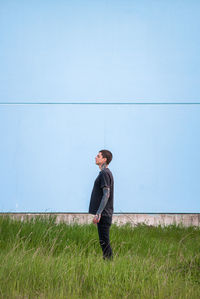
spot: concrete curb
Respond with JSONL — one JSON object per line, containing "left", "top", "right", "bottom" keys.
{"left": 1, "top": 213, "right": 200, "bottom": 227}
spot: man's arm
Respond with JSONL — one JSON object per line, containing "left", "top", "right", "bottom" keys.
{"left": 97, "top": 187, "right": 110, "bottom": 215}
{"left": 93, "top": 187, "right": 110, "bottom": 224}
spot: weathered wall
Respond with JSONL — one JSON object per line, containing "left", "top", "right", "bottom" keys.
{"left": 1, "top": 213, "right": 200, "bottom": 227}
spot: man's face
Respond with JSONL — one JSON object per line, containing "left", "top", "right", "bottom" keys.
{"left": 95, "top": 152, "right": 107, "bottom": 166}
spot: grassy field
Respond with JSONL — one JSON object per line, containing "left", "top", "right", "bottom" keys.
{"left": 0, "top": 216, "right": 200, "bottom": 299}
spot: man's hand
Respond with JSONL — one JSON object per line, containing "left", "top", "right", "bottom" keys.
{"left": 93, "top": 214, "right": 101, "bottom": 224}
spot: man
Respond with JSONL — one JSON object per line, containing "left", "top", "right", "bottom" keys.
{"left": 89, "top": 149, "right": 114, "bottom": 260}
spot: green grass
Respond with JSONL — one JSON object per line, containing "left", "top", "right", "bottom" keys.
{"left": 0, "top": 216, "right": 200, "bottom": 299}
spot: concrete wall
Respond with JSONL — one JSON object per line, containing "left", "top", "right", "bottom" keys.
{"left": 1, "top": 213, "right": 200, "bottom": 227}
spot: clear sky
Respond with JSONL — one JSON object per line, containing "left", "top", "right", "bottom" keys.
{"left": 0, "top": 0, "right": 200, "bottom": 212}
{"left": 1, "top": 0, "right": 200, "bottom": 102}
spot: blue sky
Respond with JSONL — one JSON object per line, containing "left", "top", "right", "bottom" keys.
{"left": 0, "top": 0, "right": 200, "bottom": 212}
{"left": 1, "top": 0, "right": 200, "bottom": 102}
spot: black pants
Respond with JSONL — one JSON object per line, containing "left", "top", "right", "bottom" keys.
{"left": 97, "top": 215, "right": 113, "bottom": 260}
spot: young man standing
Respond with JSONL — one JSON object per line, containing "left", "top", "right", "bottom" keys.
{"left": 89, "top": 149, "right": 114, "bottom": 260}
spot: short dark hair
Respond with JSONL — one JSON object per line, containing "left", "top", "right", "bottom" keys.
{"left": 99, "top": 149, "right": 113, "bottom": 165}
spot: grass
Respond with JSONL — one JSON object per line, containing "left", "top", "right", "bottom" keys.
{"left": 0, "top": 215, "right": 200, "bottom": 298}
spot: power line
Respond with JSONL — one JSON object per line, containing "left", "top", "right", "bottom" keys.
{"left": 0, "top": 102, "right": 200, "bottom": 105}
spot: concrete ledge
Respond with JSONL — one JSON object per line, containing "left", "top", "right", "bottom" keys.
{"left": 0, "top": 213, "right": 200, "bottom": 227}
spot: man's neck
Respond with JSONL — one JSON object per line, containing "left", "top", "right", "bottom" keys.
{"left": 99, "top": 163, "right": 108, "bottom": 170}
